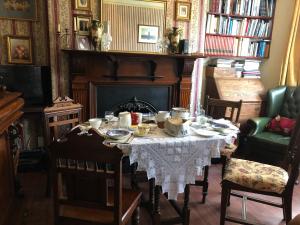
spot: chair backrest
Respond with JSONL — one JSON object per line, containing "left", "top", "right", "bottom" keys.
{"left": 50, "top": 128, "right": 124, "bottom": 224}
{"left": 205, "top": 96, "right": 242, "bottom": 123}
{"left": 44, "top": 105, "right": 82, "bottom": 145}
{"left": 285, "top": 115, "right": 300, "bottom": 188}
{"left": 279, "top": 87, "right": 300, "bottom": 119}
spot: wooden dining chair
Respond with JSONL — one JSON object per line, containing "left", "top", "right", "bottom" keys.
{"left": 194, "top": 96, "right": 242, "bottom": 203}
{"left": 220, "top": 115, "right": 300, "bottom": 225}
{"left": 50, "top": 127, "right": 142, "bottom": 225}
{"left": 44, "top": 97, "right": 83, "bottom": 196}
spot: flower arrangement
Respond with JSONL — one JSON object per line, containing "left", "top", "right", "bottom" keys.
{"left": 164, "top": 27, "right": 183, "bottom": 53}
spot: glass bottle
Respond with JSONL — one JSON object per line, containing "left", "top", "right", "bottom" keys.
{"left": 101, "top": 20, "right": 112, "bottom": 51}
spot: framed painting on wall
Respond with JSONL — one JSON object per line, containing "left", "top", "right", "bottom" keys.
{"left": 74, "top": 0, "right": 91, "bottom": 11}
{"left": 175, "top": 1, "right": 191, "bottom": 21}
{"left": 7, "top": 35, "right": 33, "bottom": 64}
{"left": 76, "top": 15, "right": 91, "bottom": 35}
{"left": 0, "top": 0, "right": 37, "bottom": 20}
{"left": 138, "top": 25, "right": 159, "bottom": 44}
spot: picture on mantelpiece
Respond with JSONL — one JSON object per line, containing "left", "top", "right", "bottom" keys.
{"left": 75, "top": 36, "right": 90, "bottom": 50}
{"left": 76, "top": 15, "right": 91, "bottom": 35}
{"left": 0, "top": 0, "right": 37, "bottom": 20}
{"left": 74, "top": 0, "right": 91, "bottom": 11}
{"left": 7, "top": 35, "right": 33, "bottom": 64}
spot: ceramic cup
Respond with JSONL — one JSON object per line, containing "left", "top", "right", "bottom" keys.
{"left": 138, "top": 124, "right": 150, "bottom": 136}
{"left": 155, "top": 111, "right": 170, "bottom": 128}
{"left": 89, "top": 118, "right": 102, "bottom": 129}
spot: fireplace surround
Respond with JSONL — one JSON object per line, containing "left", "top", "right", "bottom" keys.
{"left": 63, "top": 49, "right": 204, "bottom": 120}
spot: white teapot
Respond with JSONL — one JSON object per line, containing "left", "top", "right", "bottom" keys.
{"left": 118, "top": 111, "right": 131, "bottom": 128}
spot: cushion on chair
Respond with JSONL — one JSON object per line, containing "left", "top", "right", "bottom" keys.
{"left": 252, "top": 132, "right": 290, "bottom": 146}
{"left": 224, "top": 158, "right": 289, "bottom": 194}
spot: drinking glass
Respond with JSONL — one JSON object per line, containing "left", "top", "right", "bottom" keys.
{"left": 104, "top": 111, "right": 114, "bottom": 121}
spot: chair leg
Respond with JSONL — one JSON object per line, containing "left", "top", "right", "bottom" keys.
{"left": 202, "top": 166, "right": 209, "bottom": 204}
{"left": 132, "top": 206, "right": 140, "bottom": 225}
{"left": 283, "top": 195, "right": 292, "bottom": 223}
{"left": 221, "top": 155, "right": 227, "bottom": 179}
{"left": 220, "top": 183, "right": 230, "bottom": 225}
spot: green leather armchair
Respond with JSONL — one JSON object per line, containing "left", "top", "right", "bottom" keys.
{"left": 246, "top": 86, "right": 300, "bottom": 165}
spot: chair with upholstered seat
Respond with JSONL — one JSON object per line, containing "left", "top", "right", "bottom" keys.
{"left": 246, "top": 86, "right": 300, "bottom": 166}
{"left": 220, "top": 115, "right": 300, "bottom": 225}
{"left": 50, "top": 127, "right": 142, "bottom": 225}
{"left": 194, "top": 96, "right": 242, "bottom": 203}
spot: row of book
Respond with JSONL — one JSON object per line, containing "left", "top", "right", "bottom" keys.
{"left": 209, "top": 0, "right": 275, "bottom": 17}
{"left": 205, "top": 35, "right": 270, "bottom": 57}
{"left": 206, "top": 15, "right": 272, "bottom": 37}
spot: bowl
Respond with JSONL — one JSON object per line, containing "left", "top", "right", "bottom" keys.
{"left": 106, "top": 129, "right": 131, "bottom": 140}
{"left": 89, "top": 118, "right": 102, "bottom": 129}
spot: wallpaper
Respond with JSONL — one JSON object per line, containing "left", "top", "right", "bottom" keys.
{"left": 0, "top": 0, "right": 49, "bottom": 65}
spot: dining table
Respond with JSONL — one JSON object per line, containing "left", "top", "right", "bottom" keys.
{"left": 100, "top": 120, "right": 238, "bottom": 200}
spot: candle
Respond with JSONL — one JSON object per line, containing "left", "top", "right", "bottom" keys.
{"left": 73, "top": 17, "right": 77, "bottom": 31}
{"left": 57, "top": 23, "right": 61, "bottom": 33}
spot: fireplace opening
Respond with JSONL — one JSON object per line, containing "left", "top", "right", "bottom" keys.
{"left": 95, "top": 85, "right": 172, "bottom": 117}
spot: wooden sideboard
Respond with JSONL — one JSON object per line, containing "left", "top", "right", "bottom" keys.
{"left": 0, "top": 92, "right": 24, "bottom": 225}
{"left": 205, "top": 75, "right": 266, "bottom": 128}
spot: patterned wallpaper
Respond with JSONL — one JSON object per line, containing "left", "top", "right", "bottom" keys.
{"left": 0, "top": 0, "right": 49, "bottom": 65}
{"left": 47, "top": 0, "right": 207, "bottom": 97}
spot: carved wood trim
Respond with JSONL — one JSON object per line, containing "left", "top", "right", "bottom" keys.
{"left": 179, "top": 76, "right": 192, "bottom": 108}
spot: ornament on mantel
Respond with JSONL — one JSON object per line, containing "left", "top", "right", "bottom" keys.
{"left": 165, "top": 27, "right": 183, "bottom": 54}
{"left": 90, "top": 20, "right": 103, "bottom": 51}
{"left": 101, "top": 21, "right": 112, "bottom": 51}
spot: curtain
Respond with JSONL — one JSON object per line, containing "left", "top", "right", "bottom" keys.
{"left": 279, "top": 0, "right": 300, "bottom": 86}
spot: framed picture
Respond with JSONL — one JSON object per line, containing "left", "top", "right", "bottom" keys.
{"left": 7, "top": 36, "right": 32, "bottom": 64}
{"left": 74, "top": 0, "right": 91, "bottom": 11}
{"left": 0, "top": 0, "right": 37, "bottom": 21}
{"left": 175, "top": 1, "right": 191, "bottom": 21}
{"left": 76, "top": 16, "right": 91, "bottom": 35}
{"left": 138, "top": 25, "right": 159, "bottom": 44}
{"left": 75, "top": 36, "right": 90, "bottom": 50}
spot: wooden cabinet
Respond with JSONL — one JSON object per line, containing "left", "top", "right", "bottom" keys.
{"left": 0, "top": 92, "right": 24, "bottom": 225}
{"left": 205, "top": 75, "right": 266, "bottom": 127}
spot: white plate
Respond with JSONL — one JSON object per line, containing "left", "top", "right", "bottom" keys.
{"left": 192, "top": 128, "right": 219, "bottom": 137}
{"left": 106, "top": 129, "right": 131, "bottom": 140}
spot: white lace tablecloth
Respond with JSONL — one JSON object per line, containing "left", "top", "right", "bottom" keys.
{"left": 118, "top": 129, "right": 226, "bottom": 200}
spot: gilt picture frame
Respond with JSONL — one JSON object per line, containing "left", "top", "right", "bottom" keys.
{"left": 0, "top": 0, "right": 37, "bottom": 21}
{"left": 7, "top": 35, "right": 33, "bottom": 64}
{"left": 76, "top": 15, "right": 91, "bottom": 36}
{"left": 138, "top": 25, "right": 159, "bottom": 44}
{"left": 74, "top": 0, "right": 91, "bottom": 11}
{"left": 175, "top": 1, "right": 191, "bottom": 21}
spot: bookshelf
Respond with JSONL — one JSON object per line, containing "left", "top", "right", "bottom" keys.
{"left": 204, "top": 0, "right": 276, "bottom": 58}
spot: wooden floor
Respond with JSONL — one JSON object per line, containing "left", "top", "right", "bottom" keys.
{"left": 9, "top": 164, "right": 300, "bottom": 225}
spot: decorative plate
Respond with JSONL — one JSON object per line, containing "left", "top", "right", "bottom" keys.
{"left": 106, "top": 129, "right": 131, "bottom": 140}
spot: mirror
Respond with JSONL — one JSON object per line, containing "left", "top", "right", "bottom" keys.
{"left": 100, "top": 0, "right": 167, "bottom": 52}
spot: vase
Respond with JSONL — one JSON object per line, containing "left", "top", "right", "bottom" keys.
{"left": 101, "top": 21, "right": 112, "bottom": 51}
{"left": 90, "top": 20, "right": 103, "bottom": 51}
{"left": 168, "top": 27, "right": 180, "bottom": 54}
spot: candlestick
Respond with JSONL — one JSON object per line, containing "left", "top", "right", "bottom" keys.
{"left": 73, "top": 17, "right": 77, "bottom": 31}
{"left": 57, "top": 23, "right": 61, "bottom": 33}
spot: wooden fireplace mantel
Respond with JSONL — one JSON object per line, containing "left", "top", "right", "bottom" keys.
{"left": 63, "top": 49, "right": 205, "bottom": 120}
